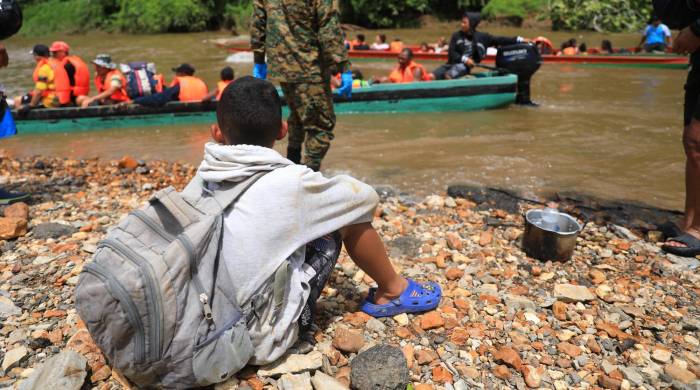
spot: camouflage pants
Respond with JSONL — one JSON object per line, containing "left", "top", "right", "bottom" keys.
{"left": 280, "top": 82, "right": 335, "bottom": 171}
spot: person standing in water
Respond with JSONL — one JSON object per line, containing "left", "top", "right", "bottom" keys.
{"left": 432, "top": 12, "right": 528, "bottom": 80}
{"left": 0, "top": 0, "right": 30, "bottom": 204}
{"left": 655, "top": 0, "right": 700, "bottom": 256}
{"left": 250, "top": 0, "right": 349, "bottom": 171}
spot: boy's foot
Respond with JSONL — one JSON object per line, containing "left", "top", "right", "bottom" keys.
{"left": 0, "top": 188, "right": 29, "bottom": 205}
{"left": 360, "top": 279, "right": 441, "bottom": 318}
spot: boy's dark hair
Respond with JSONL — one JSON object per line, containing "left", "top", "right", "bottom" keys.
{"left": 220, "top": 66, "right": 234, "bottom": 81}
{"left": 378, "top": 34, "right": 386, "bottom": 43}
{"left": 216, "top": 76, "right": 282, "bottom": 146}
{"left": 357, "top": 33, "right": 365, "bottom": 42}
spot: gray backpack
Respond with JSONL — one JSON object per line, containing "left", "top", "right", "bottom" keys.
{"left": 75, "top": 172, "right": 271, "bottom": 388}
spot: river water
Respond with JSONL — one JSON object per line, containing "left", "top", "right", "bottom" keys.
{"left": 0, "top": 25, "right": 688, "bottom": 211}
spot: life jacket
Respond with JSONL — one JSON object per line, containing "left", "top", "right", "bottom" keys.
{"left": 33, "top": 58, "right": 71, "bottom": 105}
{"left": 390, "top": 41, "right": 404, "bottom": 53}
{"left": 95, "top": 69, "right": 130, "bottom": 102}
{"left": 154, "top": 74, "right": 165, "bottom": 93}
{"left": 533, "top": 37, "right": 553, "bottom": 52}
{"left": 562, "top": 47, "right": 577, "bottom": 55}
{"left": 352, "top": 79, "right": 370, "bottom": 88}
{"left": 64, "top": 55, "right": 90, "bottom": 96}
{"left": 174, "top": 76, "right": 208, "bottom": 102}
{"left": 389, "top": 61, "right": 431, "bottom": 83}
{"left": 216, "top": 80, "right": 232, "bottom": 100}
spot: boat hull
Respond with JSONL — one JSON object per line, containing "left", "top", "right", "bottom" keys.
{"left": 222, "top": 45, "right": 689, "bottom": 68}
{"left": 13, "top": 74, "right": 517, "bottom": 134}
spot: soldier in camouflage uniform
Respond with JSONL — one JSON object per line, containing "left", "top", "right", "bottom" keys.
{"left": 251, "top": 0, "right": 348, "bottom": 171}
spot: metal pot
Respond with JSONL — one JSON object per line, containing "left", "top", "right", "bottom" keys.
{"left": 522, "top": 209, "right": 586, "bottom": 262}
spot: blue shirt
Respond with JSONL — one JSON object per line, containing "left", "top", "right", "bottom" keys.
{"left": 644, "top": 24, "right": 671, "bottom": 45}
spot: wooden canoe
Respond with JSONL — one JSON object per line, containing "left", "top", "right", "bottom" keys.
{"left": 13, "top": 72, "right": 517, "bottom": 134}
{"left": 220, "top": 44, "right": 689, "bottom": 69}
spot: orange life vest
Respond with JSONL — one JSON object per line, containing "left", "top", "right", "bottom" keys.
{"left": 33, "top": 58, "right": 71, "bottom": 105}
{"left": 562, "top": 47, "right": 577, "bottom": 55}
{"left": 95, "top": 69, "right": 130, "bottom": 103}
{"left": 154, "top": 74, "right": 165, "bottom": 93}
{"left": 216, "top": 80, "right": 232, "bottom": 100}
{"left": 174, "top": 76, "right": 208, "bottom": 102}
{"left": 389, "top": 61, "right": 431, "bottom": 83}
{"left": 64, "top": 55, "right": 91, "bottom": 97}
{"left": 390, "top": 41, "right": 404, "bottom": 53}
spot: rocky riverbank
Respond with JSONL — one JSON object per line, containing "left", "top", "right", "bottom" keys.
{"left": 0, "top": 155, "right": 698, "bottom": 390}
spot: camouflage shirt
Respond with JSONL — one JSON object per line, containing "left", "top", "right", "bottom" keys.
{"left": 250, "top": 0, "right": 349, "bottom": 83}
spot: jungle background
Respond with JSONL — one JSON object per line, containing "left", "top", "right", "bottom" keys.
{"left": 18, "top": 0, "right": 652, "bottom": 36}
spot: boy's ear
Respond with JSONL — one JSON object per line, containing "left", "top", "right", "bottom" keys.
{"left": 211, "top": 124, "right": 226, "bottom": 144}
{"left": 276, "top": 121, "right": 288, "bottom": 141}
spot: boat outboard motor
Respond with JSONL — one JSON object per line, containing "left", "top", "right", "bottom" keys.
{"left": 0, "top": 0, "right": 22, "bottom": 40}
{"left": 496, "top": 43, "right": 542, "bottom": 106}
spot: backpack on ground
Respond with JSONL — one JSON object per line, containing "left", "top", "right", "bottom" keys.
{"left": 75, "top": 172, "right": 270, "bottom": 388}
{"left": 120, "top": 62, "right": 159, "bottom": 99}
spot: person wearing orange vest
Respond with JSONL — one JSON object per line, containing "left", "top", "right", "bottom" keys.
{"left": 13, "top": 44, "right": 70, "bottom": 109}
{"left": 373, "top": 49, "right": 431, "bottom": 84}
{"left": 132, "top": 63, "right": 208, "bottom": 106}
{"left": 76, "top": 54, "right": 130, "bottom": 107}
{"left": 49, "top": 41, "right": 90, "bottom": 103}
{"left": 203, "top": 66, "right": 234, "bottom": 102}
{"left": 390, "top": 38, "right": 404, "bottom": 53}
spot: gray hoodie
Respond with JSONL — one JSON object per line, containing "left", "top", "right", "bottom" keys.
{"left": 197, "top": 142, "right": 378, "bottom": 363}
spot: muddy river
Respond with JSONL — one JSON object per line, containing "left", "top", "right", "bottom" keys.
{"left": 0, "top": 25, "right": 688, "bottom": 210}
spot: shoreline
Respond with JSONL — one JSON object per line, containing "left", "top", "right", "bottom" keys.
{"left": 0, "top": 155, "right": 698, "bottom": 389}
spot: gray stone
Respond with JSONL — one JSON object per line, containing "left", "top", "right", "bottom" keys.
{"left": 0, "top": 296, "right": 20, "bottom": 317}
{"left": 365, "top": 318, "right": 386, "bottom": 333}
{"left": 553, "top": 284, "right": 595, "bottom": 302}
{"left": 258, "top": 351, "right": 322, "bottom": 377}
{"left": 2, "top": 346, "right": 28, "bottom": 372}
{"left": 32, "top": 223, "right": 77, "bottom": 239}
{"left": 350, "top": 345, "right": 409, "bottom": 390}
{"left": 18, "top": 350, "right": 87, "bottom": 390}
{"left": 387, "top": 236, "right": 421, "bottom": 258}
{"left": 602, "top": 360, "right": 618, "bottom": 375}
{"left": 620, "top": 366, "right": 644, "bottom": 386}
{"left": 311, "top": 371, "right": 348, "bottom": 390}
{"left": 278, "top": 372, "right": 312, "bottom": 390}
{"left": 7, "top": 328, "right": 27, "bottom": 346}
{"left": 504, "top": 294, "right": 537, "bottom": 312}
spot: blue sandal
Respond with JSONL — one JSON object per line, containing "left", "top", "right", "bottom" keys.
{"left": 360, "top": 279, "right": 442, "bottom": 318}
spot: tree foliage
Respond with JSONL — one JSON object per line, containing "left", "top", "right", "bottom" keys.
{"left": 19, "top": 0, "right": 654, "bottom": 35}
{"left": 548, "top": 0, "right": 651, "bottom": 32}
{"left": 482, "top": 0, "right": 545, "bottom": 23}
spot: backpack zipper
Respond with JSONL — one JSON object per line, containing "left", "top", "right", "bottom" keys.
{"left": 99, "top": 238, "right": 164, "bottom": 363}
{"left": 83, "top": 262, "right": 147, "bottom": 363}
{"left": 132, "top": 210, "right": 176, "bottom": 242}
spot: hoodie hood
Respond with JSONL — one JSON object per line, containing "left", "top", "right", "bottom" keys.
{"left": 465, "top": 12, "right": 481, "bottom": 35}
{"left": 197, "top": 142, "right": 291, "bottom": 183}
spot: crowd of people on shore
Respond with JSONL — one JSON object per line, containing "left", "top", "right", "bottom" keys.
{"left": 7, "top": 41, "right": 237, "bottom": 111}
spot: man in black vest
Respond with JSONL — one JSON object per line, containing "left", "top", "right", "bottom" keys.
{"left": 655, "top": 0, "right": 700, "bottom": 256}
{"left": 432, "top": 12, "right": 527, "bottom": 80}
{"left": 0, "top": 0, "right": 29, "bottom": 204}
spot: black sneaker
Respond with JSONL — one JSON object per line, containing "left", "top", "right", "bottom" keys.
{"left": 0, "top": 188, "right": 29, "bottom": 205}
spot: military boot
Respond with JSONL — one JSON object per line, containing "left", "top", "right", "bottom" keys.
{"left": 287, "top": 146, "right": 302, "bottom": 164}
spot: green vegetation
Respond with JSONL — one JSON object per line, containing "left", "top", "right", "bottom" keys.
{"left": 549, "top": 0, "right": 651, "bottom": 32}
{"left": 481, "top": 0, "right": 545, "bottom": 25}
{"left": 19, "top": 0, "right": 653, "bottom": 35}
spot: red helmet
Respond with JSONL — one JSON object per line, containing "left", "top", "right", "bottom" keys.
{"left": 49, "top": 41, "right": 70, "bottom": 53}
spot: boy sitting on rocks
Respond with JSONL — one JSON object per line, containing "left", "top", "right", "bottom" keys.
{"left": 203, "top": 76, "right": 441, "bottom": 364}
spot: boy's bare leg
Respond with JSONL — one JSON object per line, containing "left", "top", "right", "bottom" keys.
{"left": 341, "top": 223, "right": 408, "bottom": 305}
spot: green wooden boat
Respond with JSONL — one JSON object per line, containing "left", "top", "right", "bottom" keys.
{"left": 13, "top": 72, "right": 516, "bottom": 134}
